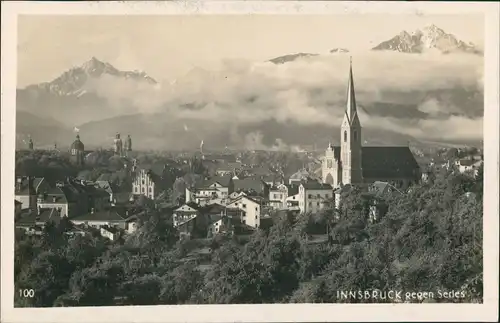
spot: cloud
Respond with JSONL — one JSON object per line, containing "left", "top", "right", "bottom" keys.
{"left": 37, "top": 50, "right": 485, "bottom": 146}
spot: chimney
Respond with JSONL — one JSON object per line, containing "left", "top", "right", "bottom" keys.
{"left": 126, "top": 210, "right": 129, "bottom": 216}
{"left": 37, "top": 205, "right": 41, "bottom": 215}
{"left": 52, "top": 196, "right": 56, "bottom": 203}
{"left": 91, "top": 208, "right": 95, "bottom": 214}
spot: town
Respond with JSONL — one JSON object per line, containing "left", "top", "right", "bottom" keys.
{"left": 14, "top": 63, "right": 484, "bottom": 306}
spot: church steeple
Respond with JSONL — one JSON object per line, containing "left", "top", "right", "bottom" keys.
{"left": 345, "top": 57, "right": 359, "bottom": 125}
{"left": 340, "top": 57, "right": 363, "bottom": 185}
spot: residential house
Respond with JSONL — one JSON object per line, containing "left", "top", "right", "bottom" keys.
{"left": 298, "top": 181, "right": 333, "bottom": 214}
{"left": 15, "top": 208, "right": 62, "bottom": 235}
{"left": 455, "top": 158, "right": 483, "bottom": 177}
{"left": 185, "top": 176, "right": 234, "bottom": 206}
{"left": 226, "top": 195, "right": 263, "bottom": 228}
{"left": 173, "top": 202, "right": 210, "bottom": 238}
{"left": 69, "top": 208, "right": 138, "bottom": 232}
{"left": 14, "top": 176, "right": 37, "bottom": 210}
{"left": 268, "top": 183, "right": 299, "bottom": 209}
{"left": 173, "top": 202, "right": 201, "bottom": 227}
{"left": 36, "top": 185, "right": 74, "bottom": 218}
{"left": 233, "top": 178, "right": 269, "bottom": 197}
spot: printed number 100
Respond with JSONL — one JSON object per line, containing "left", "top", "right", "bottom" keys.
{"left": 19, "top": 289, "right": 35, "bottom": 298}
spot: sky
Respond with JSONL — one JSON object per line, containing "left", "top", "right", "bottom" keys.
{"left": 17, "top": 14, "right": 484, "bottom": 87}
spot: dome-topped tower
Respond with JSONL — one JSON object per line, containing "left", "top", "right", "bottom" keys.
{"left": 114, "top": 133, "right": 123, "bottom": 156}
{"left": 70, "top": 134, "right": 85, "bottom": 165}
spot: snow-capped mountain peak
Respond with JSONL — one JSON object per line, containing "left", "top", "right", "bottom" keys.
{"left": 372, "top": 25, "right": 482, "bottom": 55}
{"left": 23, "top": 57, "right": 157, "bottom": 96}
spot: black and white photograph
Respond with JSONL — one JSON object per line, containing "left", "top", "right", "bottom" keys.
{"left": 1, "top": 1, "right": 499, "bottom": 322}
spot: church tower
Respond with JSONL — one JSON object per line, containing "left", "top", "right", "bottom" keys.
{"left": 340, "top": 58, "right": 363, "bottom": 185}
{"left": 322, "top": 143, "right": 340, "bottom": 187}
{"left": 114, "top": 133, "right": 123, "bottom": 156}
{"left": 70, "top": 134, "right": 85, "bottom": 166}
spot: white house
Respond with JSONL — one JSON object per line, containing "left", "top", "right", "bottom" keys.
{"left": 173, "top": 203, "right": 200, "bottom": 227}
{"left": 298, "top": 181, "right": 333, "bottom": 214}
{"left": 268, "top": 183, "right": 299, "bottom": 209}
{"left": 455, "top": 158, "right": 483, "bottom": 177}
{"left": 186, "top": 176, "right": 234, "bottom": 206}
{"left": 70, "top": 208, "right": 138, "bottom": 231}
{"left": 226, "top": 195, "right": 262, "bottom": 228}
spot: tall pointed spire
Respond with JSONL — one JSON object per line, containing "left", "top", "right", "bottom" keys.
{"left": 346, "top": 56, "right": 357, "bottom": 124}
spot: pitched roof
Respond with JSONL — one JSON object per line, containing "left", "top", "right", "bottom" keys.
{"left": 15, "top": 200, "right": 22, "bottom": 205}
{"left": 301, "top": 181, "right": 333, "bottom": 190}
{"left": 361, "top": 147, "right": 420, "bottom": 178}
{"left": 198, "top": 175, "right": 232, "bottom": 188}
{"left": 328, "top": 146, "right": 420, "bottom": 179}
{"left": 37, "top": 186, "right": 69, "bottom": 204}
{"left": 70, "top": 209, "right": 129, "bottom": 222}
{"left": 16, "top": 208, "right": 61, "bottom": 226}
{"left": 233, "top": 179, "right": 267, "bottom": 194}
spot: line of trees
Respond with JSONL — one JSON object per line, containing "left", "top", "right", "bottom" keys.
{"left": 14, "top": 166, "right": 483, "bottom": 306}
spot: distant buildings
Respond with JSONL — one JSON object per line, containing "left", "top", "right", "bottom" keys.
{"left": 455, "top": 157, "right": 483, "bottom": 177}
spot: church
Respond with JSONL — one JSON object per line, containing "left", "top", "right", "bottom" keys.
{"left": 321, "top": 59, "right": 421, "bottom": 190}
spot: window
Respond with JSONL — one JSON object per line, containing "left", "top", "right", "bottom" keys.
{"left": 255, "top": 215, "right": 258, "bottom": 219}
{"left": 308, "top": 194, "right": 312, "bottom": 199}
{"left": 149, "top": 187, "right": 152, "bottom": 192}
{"left": 142, "top": 180, "right": 145, "bottom": 185}
{"left": 317, "top": 202, "right": 320, "bottom": 206}
{"left": 242, "top": 204, "right": 247, "bottom": 208}
{"left": 255, "top": 207, "right": 258, "bottom": 211}
{"left": 327, "top": 160, "right": 333, "bottom": 168}
{"left": 142, "top": 188, "right": 145, "bottom": 193}
{"left": 344, "top": 131, "right": 347, "bottom": 142}
{"left": 308, "top": 202, "right": 312, "bottom": 206}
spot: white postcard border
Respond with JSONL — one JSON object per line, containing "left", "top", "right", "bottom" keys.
{"left": 1, "top": 1, "right": 498, "bottom": 322}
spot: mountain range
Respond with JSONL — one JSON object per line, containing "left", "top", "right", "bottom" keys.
{"left": 372, "top": 24, "right": 482, "bottom": 55}
{"left": 268, "top": 24, "right": 482, "bottom": 64}
{"left": 16, "top": 25, "right": 483, "bottom": 151}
